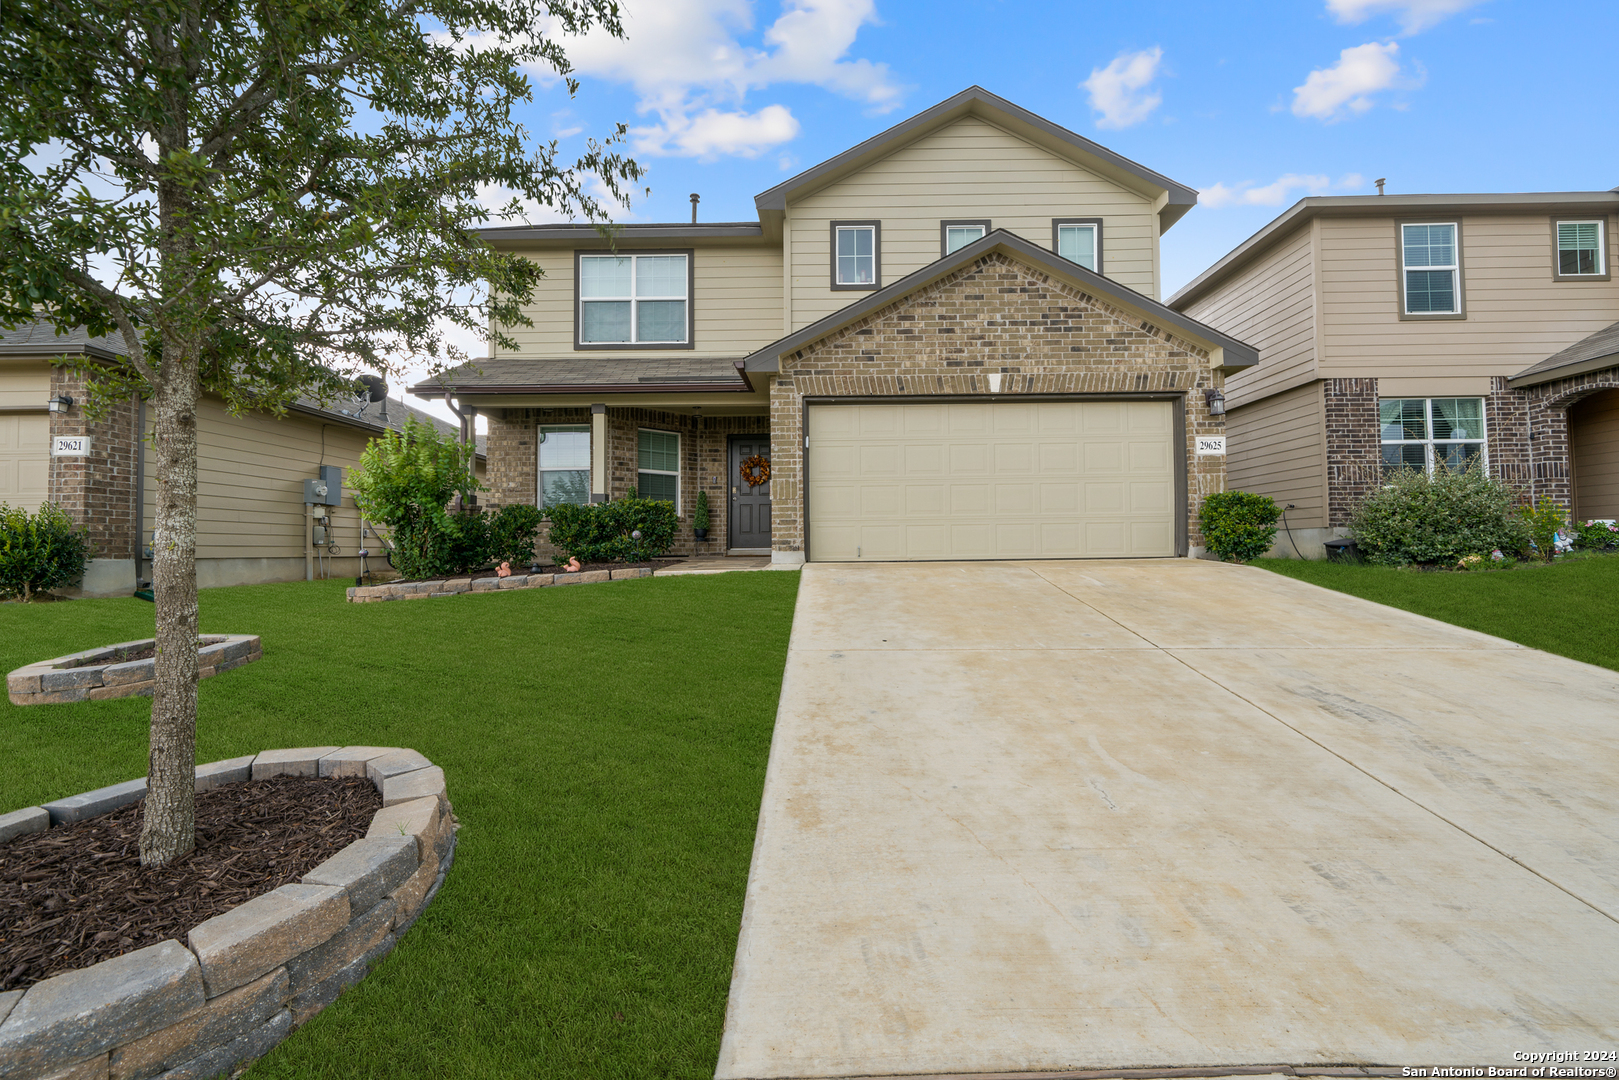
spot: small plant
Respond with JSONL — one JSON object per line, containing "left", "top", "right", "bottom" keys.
{"left": 0, "top": 502, "right": 91, "bottom": 601}
{"left": 1517, "top": 498, "right": 1567, "bottom": 562}
{"left": 1199, "top": 491, "right": 1281, "bottom": 562}
{"left": 693, "top": 490, "right": 710, "bottom": 532}
{"left": 1350, "top": 463, "right": 1530, "bottom": 567}
{"left": 1572, "top": 518, "right": 1619, "bottom": 551}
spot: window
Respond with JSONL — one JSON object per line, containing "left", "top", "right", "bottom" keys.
{"left": 830, "top": 222, "right": 881, "bottom": 290}
{"left": 1052, "top": 219, "right": 1102, "bottom": 273}
{"left": 538, "top": 426, "right": 590, "bottom": 508}
{"left": 576, "top": 252, "right": 690, "bottom": 348}
{"left": 1400, "top": 222, "right": 1461, "bottom": 316}
{"left": 941, "top": 220, "right": 990, "bottom": 257}
{"left": 1379, "top": 398, "right": 1486, "bottom": 477}
{"left": 637, "top": 429, "right": 679, "bottom": 508}
{"left": 1556, "top": 220, "right": 1605, "bottom": 278}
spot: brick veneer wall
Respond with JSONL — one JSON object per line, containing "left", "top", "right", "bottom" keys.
{"left": 1512, "top": 367, "right": 1619, "bottom": 508}
{"left": 1323, "top": 378, "right": 1380, "bottom": 527}
{"left": 1485, "top": 376, "right": 1532, "bottom": 490}
{"left": 766, "top": 251, "right": 1226, "bottom": 555}
{"left": 46, "top": 368, "right": 140, "bottom": 560}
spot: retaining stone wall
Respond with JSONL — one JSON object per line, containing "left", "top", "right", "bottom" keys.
{"left": 0, "top": 746, "right": 456, "bottom": 1080}
{"left": 346, "top": 567, "right": 650, "bottom": 603}
{"left": 7, "top": 636, "right": 262, "bottom": 707}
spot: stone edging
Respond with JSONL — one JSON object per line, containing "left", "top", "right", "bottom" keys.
{"left": 0, "top": 746, "right": 456, "bottom": 1080}
{"left": 6, "top": 635, "right": 262, "bottom": 706}
{"left": 346, "top": 567, "right": 650, "bottom": 603}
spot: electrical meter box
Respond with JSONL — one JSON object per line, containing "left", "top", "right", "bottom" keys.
{"left": 303, "top": 465, "right": 343, "bottom": 506}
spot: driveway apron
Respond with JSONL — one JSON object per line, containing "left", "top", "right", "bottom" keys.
{"left": 715, "top": 560, "right": 1619, "bottom": 1079}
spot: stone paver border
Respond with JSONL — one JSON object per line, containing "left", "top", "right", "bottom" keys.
{"left": 6, "top": 635, "right": 262, "bottom": 706}
{"left": 346, "top": 567, "right": 649, "bottom": 602}
{"left": 0, "top": 746, "right": 456, "bottom": 1080}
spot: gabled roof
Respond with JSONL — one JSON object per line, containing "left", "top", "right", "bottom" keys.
{"left": 1509, "top": 319, "right": 1619, "bottom": 387}
{"left": 755, "top": 86, "right": 1198, "bottom": 233}
{"left": 740, "top": 228, "right": 1258, "bottom": 373}
{"left": 1169, "top": 190, "right": 1619, "bottom": 311}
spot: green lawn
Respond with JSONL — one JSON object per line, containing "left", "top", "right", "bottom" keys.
{"left": 1254, "top": 553, "right": 1619, "bottom": 672}
{"left": 0, "top": 571, "right": 800, "bottom": 1079}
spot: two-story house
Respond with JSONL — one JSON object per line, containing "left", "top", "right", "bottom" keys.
{"left": 1169, "top": 191, "right": 1619, "bottom": 557}
{"left": 412, "top": 87, "right": 1257, "bottom": 563}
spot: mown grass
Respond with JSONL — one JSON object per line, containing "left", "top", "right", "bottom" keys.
{"left": 1253, "top": 552, "right": 1619, "bottom": 672}
{"left": 0, "top": 571, "right": 800, "bottom": 1079}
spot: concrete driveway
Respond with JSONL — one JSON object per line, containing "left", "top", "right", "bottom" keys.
{"left": 715, "top": 560, "right": 1619, "bottom": 1080}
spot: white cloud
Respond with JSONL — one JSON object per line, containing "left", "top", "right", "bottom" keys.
{"left": 1325, "top": 0, "right": 1484, "bottom": 35}
{"left": 539, "top": 0, "right": 901, "bottom": 161}
{"left": 1082, "top": 47, "right": 1164, "bottom": 129}
{"left": 633, "top": 104, "right": 801, "bottom": 160}
{"left": 1200, "top": 172, "right": 1366, "bottom": 208}
{"left": 1291, "top": 42, "right": 1403, "bottom": 121}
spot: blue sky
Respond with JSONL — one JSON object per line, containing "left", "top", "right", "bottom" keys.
{"left": 501, "top": 0, "right": 1618, "bottom": 297}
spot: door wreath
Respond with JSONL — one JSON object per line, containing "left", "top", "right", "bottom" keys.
{"left": 739, "top": 454, "right": 771, "bottom": 488}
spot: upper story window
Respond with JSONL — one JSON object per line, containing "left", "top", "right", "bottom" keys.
{"left": 576, "top": 252, "right": 691, "bottom": 349}
{"left": 1400, "top": 222, "right": 1462, "bottom": 317}
{"left": 1555, "top": 220, "right": 1606, "bottom": 279}
{"left": 831, "top": 222, "right": 881, "bottom": 290}
{"left": 538, "top": 426, "right": 591, "bottom": 508}
{"left": 1052, "top": 219, "right": 1102, "bottom": 273}
{"left": 1379, "top": 398, "right": 1485, "bottom": 477}
{"left": 941, "top": 220, "right": 989, "bottom": 257}
{"left": 637, "top": 429, "right": 680, "bottom": 508}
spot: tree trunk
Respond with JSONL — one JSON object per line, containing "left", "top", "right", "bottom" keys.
{"left": 139, "top": 339, "right": 201, "bottom": 867}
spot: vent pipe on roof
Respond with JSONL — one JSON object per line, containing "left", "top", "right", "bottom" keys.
{"left": 1375, "top": 178, "right": 1386, "bottom": 196}
{"left": 690, "top": 193, "right": 700, "bottom": 223}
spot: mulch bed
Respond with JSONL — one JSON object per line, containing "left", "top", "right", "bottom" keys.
{"left": 382, "top": 558, "right": 683, "bottom": 585}
{"left": 0, "top": 776, "right": 381, "bottom": 992}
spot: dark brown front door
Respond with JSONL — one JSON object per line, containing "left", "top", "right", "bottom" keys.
{"left": 730, "top": 436, "right": 772, "bottom": 550}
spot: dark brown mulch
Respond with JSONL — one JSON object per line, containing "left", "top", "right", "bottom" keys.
{"left": 0, "top": 776, "right": 381, "bottom": 992}
{"left": 63, "top": 644, "right": 156, "bottom": 667}
{"left": 383, "top": 558, "right": 683, "bottom": 585}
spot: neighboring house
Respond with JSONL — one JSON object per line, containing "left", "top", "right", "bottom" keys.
{"left": 1169, "top": 191, "right": 1619, "bottom": 556}
{"left": 0, "top": 320, "right": 485, "bottom": 596}
{"left": 412, "top": 87, "right": 1255, "bottom": 563}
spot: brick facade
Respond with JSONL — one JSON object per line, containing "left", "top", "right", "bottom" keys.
{"left": 767, "top": 251, "right": 1226, "bottom": 555}
{"left": 46, "top": 367, "right": 141, "bottom": 560}
{"left": 1323, "top": 378, "right": 1380, "bottom": 527}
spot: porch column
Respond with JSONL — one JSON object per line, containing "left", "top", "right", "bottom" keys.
{"left": 590, "top": 403, "right": 607, "bottom": 503}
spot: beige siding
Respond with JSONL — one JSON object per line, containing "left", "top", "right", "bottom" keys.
{"left": 788, "top": 116, "right": 1159, "bottom": 329}
{"left": 1183, "top": 224, "right": 1317, "bottom": 409}
{"left": 1225, "top": 382, "right": 1325, "bottom": 529}
{"left": 1319, "top": 213, "right": 1619, "bottom": 397}
{"left": 500, "top": 244, "right": 783, "bottom": 358}
{"left": 1571, "top": 388, "right": 1619, "bottom": 520}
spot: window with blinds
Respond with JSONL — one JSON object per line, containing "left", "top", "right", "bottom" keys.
{"left": 1401, "top": 222, "right": 1460, "bottom": 314}
{"left": 1557, "top": 221, "right": 1604, "bottom": 277}
{"left": 637, "top": 429, "right": 680, "bottom": 509}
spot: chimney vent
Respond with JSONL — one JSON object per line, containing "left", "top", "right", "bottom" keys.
{"left": 690, "top": 193, "right": 700, "bottom": 223}
{"left": 1375, "top": 178, "right": 1386, "bottom": 196}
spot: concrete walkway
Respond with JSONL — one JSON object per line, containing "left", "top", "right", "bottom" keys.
{"left": 716, "top": 560, "right": 1619, "bottom": 1080}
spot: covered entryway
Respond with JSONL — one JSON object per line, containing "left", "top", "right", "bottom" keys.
{"left": 1571, "top": 388, "right": 1619, "bottom": 519}
{"left": 806, "top": 399, "right": 1179, "bottom": 561}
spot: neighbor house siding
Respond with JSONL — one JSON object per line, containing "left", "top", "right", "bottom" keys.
{"left": 1317, "top": 213, "right": 1619, "bottom": 398}
{"left": 498, "top": 244, "right": 784, "bottom": 358}
{"left": 1181, "top": 224, "right": 1317, "bottom": 410}
{"left": 1225, "top": 381, "right": 1326, "bottom": 529}
{"left": 1570, "top": 388, "right": 1619, "bottom": 519}
{"left": 787, "top": 116, "right": 1160, "bottom": 330}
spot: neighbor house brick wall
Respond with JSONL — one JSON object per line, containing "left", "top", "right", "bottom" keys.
{"left": 766, "top": 251, "right": 1225, "bottom": 555}
{"left": 1323, "top": 377, "right": 1379, "bottom": 527}
{"left": 46, "top": 368, "right": 140, "bottom": 560}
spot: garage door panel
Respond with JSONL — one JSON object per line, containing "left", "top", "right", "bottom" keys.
{"left": 808, "top": 401, "right": 1177, "bottom": 561}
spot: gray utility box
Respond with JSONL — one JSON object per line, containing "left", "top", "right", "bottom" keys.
{"left": 304, "top": 464, "right": 343, "bottom": 506}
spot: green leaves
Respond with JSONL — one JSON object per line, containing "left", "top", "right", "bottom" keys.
{"left": 1199, "top": 491, "right": 1282, "bottom": 563}
{"left": 1351, "top": 464, "right": 1532, "bottom": 566}
{"left": 545, "top": 499, "right": 680, "bottom": 565}
{"left": 0, "top": 502, "right": 91, "bottom": 601}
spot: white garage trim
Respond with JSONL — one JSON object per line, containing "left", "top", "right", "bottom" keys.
{"left": 803, "top": 394, "right": 1187, "bottom": 562}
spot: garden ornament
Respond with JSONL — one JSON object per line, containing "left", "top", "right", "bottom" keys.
{"left": 564, "top": 557, "right": 582, "bottom": 573}
{"left": 497, "top": 561, "right": 511, "bottom": 577}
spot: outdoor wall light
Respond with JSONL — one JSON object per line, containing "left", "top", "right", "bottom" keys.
{"left": 1203, "top": 389, "right": 1226, "bottom": 417}
{"left": 47, "top": 394, "right": 73, "bottom": 414}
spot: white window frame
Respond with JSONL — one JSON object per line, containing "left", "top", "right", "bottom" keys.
{"left": 1555, "top": 219, "right": 1606, "bottom": 278}
{"left": 830, "top": 222, "right": 880, "bottom": 290}
{"left": 1052, "top": 219, "right": 1102, "bottom": 273}
{"left": 636, "top": 428, "right": 680, "bottom": 513}
{"left": 1400, "top": 221, "right": 1462, "bottom": 316}
{"left": 940, "top": 220, "right": 990, "bottom": 258}
{"left": 576, "top": 251, "right": 691, "bottom": 348}
{"left": 537, "top": 425, "right": 591, "bottom": 509}
{"left": 1378, "top": 397, "right": 1488, "bottom": 477}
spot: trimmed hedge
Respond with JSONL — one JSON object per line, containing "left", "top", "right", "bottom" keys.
{"left": 545, "top": 498, "right": 679, "bottom": 563}
{"left": 1199, "top": 491, "right": 1281, "bottom": 562}
{"left": 1, "top": 502, "right": 90, "bottom": 601}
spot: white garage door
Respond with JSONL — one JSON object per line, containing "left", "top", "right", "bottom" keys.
{"left": 807, "top": 400, "right": 1177, "bottom": 561}
{"left": 0, "top": 412, "right": 50, "bottom": 514}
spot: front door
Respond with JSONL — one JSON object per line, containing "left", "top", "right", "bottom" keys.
{"left": 730, "top": 436, "right": 772, "bottom": 551}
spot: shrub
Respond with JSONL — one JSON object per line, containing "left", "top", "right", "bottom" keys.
{"left": 1572, "top": 518, "right": 1619, "bottom": 551}
{"left": 350, "top": 418, "right": 486, "bottom": 579}
{"left": 1199, "top": 491, "right": 1282, "bottom": 562}
{"left": 1350, "top": 463, "right": 1530, "bottom": 566}
{"left": 0, "top": 502, "right": 90, "bottom": 601}
{"left": 693, "top": 490, "right": 710, "bottom": 532}
{"left": 487, "top": 503, "right": 545, "bottom": 566}
{"left": 545, "top": 497, "right": 679, "bottom": 564}
{"left": 1518, "top": 498, "right": 1567, "bottom": 562}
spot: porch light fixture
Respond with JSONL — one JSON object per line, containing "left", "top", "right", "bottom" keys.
{"left": 1203, "top": 389, "right": 1226, "bottom": 417}
{"left": 47, "top": 394, "right": 73, "bottom": 414}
